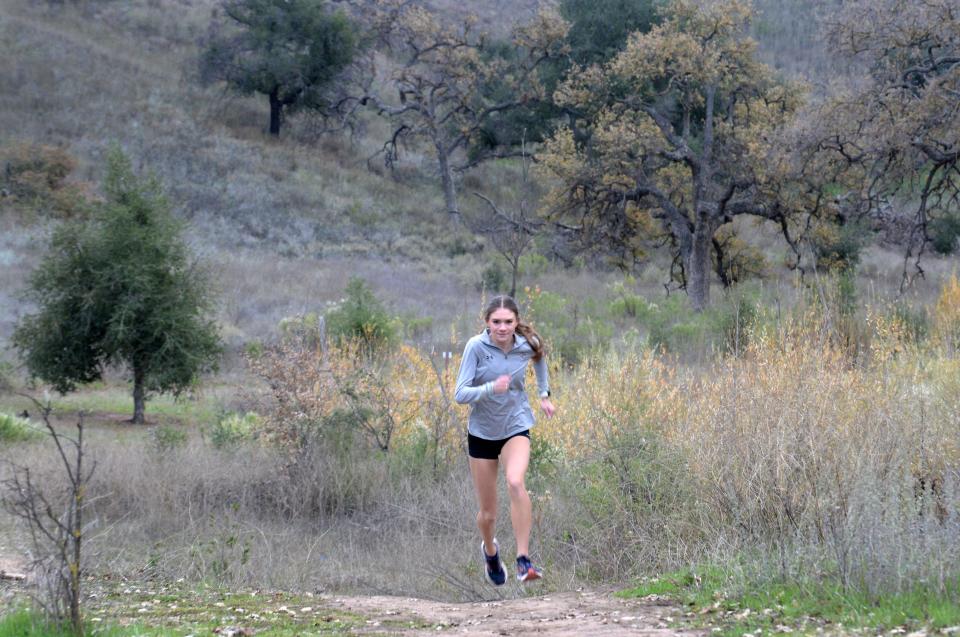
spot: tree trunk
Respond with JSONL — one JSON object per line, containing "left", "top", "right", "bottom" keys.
{"left": 269, "top": 87, "right": 282, "bottom": 136}
{"left": 436, "top": 145, "right": 461, "bottom": 226}
{"left": 686, "top": 218, "right": 714, "bottom": 311}
{"left": 132, "top": 366, "right": 145, "bottom": 424}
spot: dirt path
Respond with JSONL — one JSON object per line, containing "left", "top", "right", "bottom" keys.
{"left": 324, "top": 590, "right": 702, "bottom": 636}
{"left": 0, "top": 550, "right": 702, "bottom": 635}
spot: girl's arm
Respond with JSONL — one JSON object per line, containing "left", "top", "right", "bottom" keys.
{"left": 454, "top": 339, "right": 494, "bottom": 404}
{"left": 533, "top": 355, "right": 555, "bottom": 417}
{"left": 533, "top": 355, "right": 549, "bottom": 400}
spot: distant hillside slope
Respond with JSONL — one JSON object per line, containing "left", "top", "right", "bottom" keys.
{"left": 1, "top": 0, "right": 832, "bottom": 251}
{"left": 0, "top": 0, "right": 465, "bottom": 258}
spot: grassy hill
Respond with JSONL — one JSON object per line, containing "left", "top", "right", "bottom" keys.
{"left": 0, "top": 0, "right": 953, "bottom": 359}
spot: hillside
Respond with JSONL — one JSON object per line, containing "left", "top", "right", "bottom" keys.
{"left": 0, "top": 0, "right": 953, "bottom": 355}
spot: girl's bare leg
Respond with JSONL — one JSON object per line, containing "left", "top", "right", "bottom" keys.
{"left": 469, "top": 456, "right": 500, "bottom": 555}
{"left": 500, "top": 435, "right": 532, "bottom": 556}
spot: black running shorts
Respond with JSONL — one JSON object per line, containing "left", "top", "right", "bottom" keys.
{"left": 467, "top": 430, "right": 530, "bottom": 459}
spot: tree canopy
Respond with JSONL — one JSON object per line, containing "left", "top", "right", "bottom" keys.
{"left": 816, "top": 0, "right": 960, "bottom": 287}
{"left": 201, "top": 0, "right": 360, "bottom": 136}
{"left": 559, "top": 0, "right": 660, "bottom": 67}
{"left": 13, "top": 148, "right": 222, "bottom": 423}
{"left": 538, "top": 0, "right": 808, "bottom": 310}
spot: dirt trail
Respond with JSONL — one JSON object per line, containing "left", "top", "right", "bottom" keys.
{"left": 0, "top": 550, "right": 702, "bottom": 635}
{"left": 325, "top": 590, "right": 703, "bottom": 636}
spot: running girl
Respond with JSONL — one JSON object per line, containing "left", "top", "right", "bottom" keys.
{"left": 454, "top": 295, "right": 556, "bottom": 585}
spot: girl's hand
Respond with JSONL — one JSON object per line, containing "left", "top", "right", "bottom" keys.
{"left": 540, "top": 398, "right": 555, "bottom": 418}
{"left": 492, "top": 374, "right": 511, "bottom": 394}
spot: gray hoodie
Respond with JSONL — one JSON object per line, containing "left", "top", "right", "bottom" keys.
{"left": 454, "top": 329, "right": 550, "bottom": 440}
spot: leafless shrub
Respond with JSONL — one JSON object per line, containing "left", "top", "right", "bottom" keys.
{"left": 1, "top": 400, "right": 95, "bottom": 635}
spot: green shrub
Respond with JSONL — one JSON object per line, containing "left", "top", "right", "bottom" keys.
{"left": 518, "top": 252, "right": 550, "bottom": 278}
{"left": 0, "top": 413, "right": 43, "bottom": 442}
{"left": 243, "top": 339, "right": 264, "bottom": 359}
{"left": 929, "top": 212, "right": 960, "bottom": 255}
{"left": 560, "top": 425, "right": 702, "bottom": 579}
{"left": 643, "top": 289, "right": 759, "bottom": 356}
{"left": 608, "top": 278, "right": 652, "bottom": 320}
{"left": 478, "top": 261, "right": 506, "bottom": 293}
{"left": 325, "top": 277, "right": 398, "bottom": 350}
{"left": 809, "top": 220, "right": 868, "bottom": 274}
{"left": 209, "top": 412, "right": 260, "bottom": 448}
{"left": 523, "top": 288, "right": 612, "bottom": 366}
{"left": 400, "top": 315, "right": 434, "bottom": 341}
{"left": 150, "top": 424, "right": 187, "bottom": 451}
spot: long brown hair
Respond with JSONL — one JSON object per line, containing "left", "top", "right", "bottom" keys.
{"left": 484, "top": 295, "right": 545, "bottom": 362}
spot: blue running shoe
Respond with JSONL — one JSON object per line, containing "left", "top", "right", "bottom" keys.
{"left": 516, "top": 555, "right": 542, "bottom": 582}
{"left": 481, "top": 539, "right": 507, "bottom": 586}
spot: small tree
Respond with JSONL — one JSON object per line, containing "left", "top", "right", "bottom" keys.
{"left": 13, "top": 148, "right": 222, "bottom": 424}
{"left": 469, "top": 140, "right": 543, "bottom": 298}
{"left": 361, "top": 4, "right": 568, "bottom": 225}
{"left": 2, "top": 401, "right": 93, "bottom": 636}
{"left": 326, "top": 277, "right": 398, "bottom": 352}
{"left": 201, "top": 0, "right": 359, "bottom": 136}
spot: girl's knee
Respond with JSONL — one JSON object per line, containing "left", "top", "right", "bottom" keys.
{"left": 477, "top": 509, "right": 497, "bottom": 525}
{"left": 505, "top": 475, "right": 526, "bottom": 496}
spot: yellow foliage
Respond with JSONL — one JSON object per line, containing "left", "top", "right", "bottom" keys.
{"left": 253, "top": 298, "right": 960, "bottom": 531}
{"left": 932, "top": 273, "right": 960, "bottom": 354}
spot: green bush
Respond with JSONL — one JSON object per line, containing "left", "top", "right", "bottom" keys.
{"left": 150, "top": 424, "right": 187, "bottom": 452}
{"left": 478, "top": 261, "right": 506, "bottom": 293}
{"left": 608, "top": 278, "right": 652, "bottom": 320}
{"left": 560, "top": 425, "right": 702, "bottom": 579}
{"left": 929, "top": 212, "right": 960, "bottom": 255}
{"left": 209, "top": 412, "right": 260, "bottom": 448}
{"left": 810, "top": 220, "right": 868, "bottom": 274}
{"left": 643, "top": 289, "right": 759, "bottom": 356}
{"left": 0, "top": 413, "right": 43, "bottom": 442}
{"left": 325, "top": 277, "right": 398, "bottom": 350}
{"left": 400, "top": 315, "right": 434, "bottom": 341}
{"left": 523, "top": 288, "right": 612, "bottom": 366}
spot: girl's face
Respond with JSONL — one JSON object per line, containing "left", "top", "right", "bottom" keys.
{"left": 486, "top": 307, "right": 518, "bottom": 346}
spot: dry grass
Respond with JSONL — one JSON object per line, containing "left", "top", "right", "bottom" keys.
{"left": 2, "top": 0, "right": 960, "bottom": 606}
{"left": 5, "top": 280, "right": 959, "bottom": 602}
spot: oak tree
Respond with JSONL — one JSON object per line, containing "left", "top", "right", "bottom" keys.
{"left": 362, "top": 3, "right": 568, "bottom": 225}
{"left": 201, "top": 0, "right": 359, "bottom": 136}
{"left": 538, "top": 0, "right": 807, "bottom": 310}
{"left": 818, "top": 0, "right": 960, "bottom": 288}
